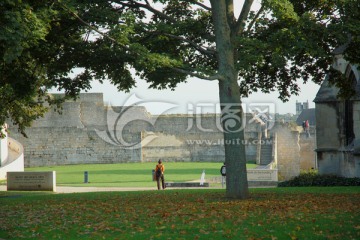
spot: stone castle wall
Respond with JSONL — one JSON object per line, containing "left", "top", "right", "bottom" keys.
{"left": 8, "top": 93, "right": 313, "bottom": 180}
{"left": 11, "top": 128, "right": 142, "bottom": 167}
{"left": 142, "top": 114, "right": 262, "bottom": 162}
{"left": 9, "top": 93, "right": 264, "bottom": 167}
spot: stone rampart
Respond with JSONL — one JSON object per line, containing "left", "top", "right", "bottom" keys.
{"left": 9, "top": 93, "right": 265, "bottom": 167}
{"left": 271, "top": 123, "right": 301, "bottom": 180}
{"left": 10, "top": 127, "right": 142, "bottom": 167}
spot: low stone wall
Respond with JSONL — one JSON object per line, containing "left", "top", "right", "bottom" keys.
{"left": 1, "top": 126, "right": 8, "bottom": 165}
{"left": 0, "top": 137, "right": 24, "bottom": 180}
{"left": 165, "top": 182, "right": 209, "bottom": 188}
{"left": 210, "top": 168, "right": 278, "bottom": 183}
{"left": 247, "top": 169, "right": 278, "bottom": 181}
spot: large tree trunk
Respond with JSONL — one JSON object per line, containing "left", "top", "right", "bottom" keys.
{"left": 218, "top": 81, "right": 249, "bottom": 199}
{"left": 211, "top": 0, "right": 249, "bottom": 199}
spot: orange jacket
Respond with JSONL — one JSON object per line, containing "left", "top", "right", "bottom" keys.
{"left": 155, "top": 164, "right": 165, "bottom": 174}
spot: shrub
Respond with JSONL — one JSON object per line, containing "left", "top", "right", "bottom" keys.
{"left": 278, "top": 171, "right": 360, "bottom": 187}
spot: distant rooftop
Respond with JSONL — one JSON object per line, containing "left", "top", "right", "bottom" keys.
{"left": 296, "top": 109, "right": 315, "bottom": 126}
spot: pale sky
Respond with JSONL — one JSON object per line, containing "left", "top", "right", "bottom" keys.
{"left": 83, "top": 77, "right": 320, "bottom": 115}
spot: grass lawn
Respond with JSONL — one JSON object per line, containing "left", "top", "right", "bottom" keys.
{"left": 25, "top": 162, "right": 257, "bottom": 187}
{"left": 1, "top": 187, "right": 360, "bottom": 239}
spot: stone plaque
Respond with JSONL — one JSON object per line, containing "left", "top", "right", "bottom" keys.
{"left": 247, "top": 169, "right": 278, "bottom": 181}
{"left": 7, "top": 171, "right": 56, "bottom": 192}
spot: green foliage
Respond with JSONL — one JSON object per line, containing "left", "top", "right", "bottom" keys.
{"left": 239, "top": 0, "right": 360, "bottom": 99}
{"left": 0, "top": 188, "right": 360, "bottom": 239}
{"left": 0, "top": 0, "right": 52, "bottom": 63}
{"left": 0, "top": 0, "right": 71, "bottom": 135}
{"left": 278, "top": 171, "right": 360, "bottom": 187}
{"left": 2, "top": 0, "right": 359, "bottom": 135}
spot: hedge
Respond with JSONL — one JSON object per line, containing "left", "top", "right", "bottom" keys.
{"left": 278, "top": 171, "right": 360, "bottom": 187}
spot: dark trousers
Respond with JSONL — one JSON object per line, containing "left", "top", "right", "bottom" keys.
{"left": 157, "top": 174, "right": 165, "bottom": 190}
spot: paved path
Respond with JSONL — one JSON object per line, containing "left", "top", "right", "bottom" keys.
{"left": 56, "top": 186, "right": 158, "bottom": 193}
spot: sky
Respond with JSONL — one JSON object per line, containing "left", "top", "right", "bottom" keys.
{"left": 79, "top": 77, "right": 320, "bottom": 115}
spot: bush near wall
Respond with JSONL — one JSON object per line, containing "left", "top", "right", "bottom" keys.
{"left": 278, "top": 171, "right": 360, "bottom": 187}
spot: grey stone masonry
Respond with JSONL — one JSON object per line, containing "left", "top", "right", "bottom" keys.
{"left": 8, "top": 93, "right": 266, "bottom": 167}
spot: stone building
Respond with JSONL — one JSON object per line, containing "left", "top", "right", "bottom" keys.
{"left": 314, "top": 46, "right": 360, "bottom": 178}
{"left": 296, "top": 100, "right": 309, "bottom": 115}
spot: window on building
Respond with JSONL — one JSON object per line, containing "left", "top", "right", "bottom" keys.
{"left": 344, "top": 66, "right": 357, "bottom": 146}
{"left": 344, "top": 100, "right": 355, "bottom": 145}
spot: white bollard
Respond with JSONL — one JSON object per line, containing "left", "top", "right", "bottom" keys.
{"left": 200, "top": 170, "right": 205, "bottom": 186}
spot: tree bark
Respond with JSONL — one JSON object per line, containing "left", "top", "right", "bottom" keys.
{"left": 219, "top": 87, "right": 249, "bottom": 199}
{"left": 210, "top": 0, "right": 249, "bottom": 199}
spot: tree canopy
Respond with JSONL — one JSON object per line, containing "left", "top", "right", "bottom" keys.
{"left": 0, "top": 0, "right": 92, "bottom": 136}
{"left": 1, "top": 0, "right": 359, "bottom": 198}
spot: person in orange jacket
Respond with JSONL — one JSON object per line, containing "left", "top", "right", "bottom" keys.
{"left": 155, "top": 159, "right": 165, "bottom": 190}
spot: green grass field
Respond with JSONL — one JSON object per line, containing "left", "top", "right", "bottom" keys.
{"left": 1, "top": 187, "right": 360, "bottom": 239}
{"left": 25, "top": 162, "right": 257, "bottom": 187}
